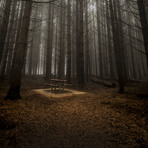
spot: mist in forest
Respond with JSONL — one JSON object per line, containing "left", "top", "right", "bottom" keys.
{"left": 0, "top": 0, "right": 148, "bottom": 147}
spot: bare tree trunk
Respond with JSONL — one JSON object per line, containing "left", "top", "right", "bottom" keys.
{"left": 109, "top": 0, "right": 125, "bottom": 93}
{"left": 84, "top": 0, "right": 90, "bottom": 81}
{"left": 93, "top": 9, "right": 98, "bottom": 77}
{"left": 28, "top": 6, "right": 38, "bottom": 75}
{"left": 96, "top": 0, "right": 103, "bottom": 79}
{"left": 45, "top": 4, "right": 53, "bottom": 81}
{"left": 137, "top": 0, "right": 148, "bottom": 67}
{"left": 5, "top": 0, "right": 32, "bottom": 100}
{"left": 0, "top": 0, "right": 18, "bottom": 81}
{"left": 105, "top": 0, "right": 115, "bottom": 80}
{"left": 54, "top": 7, "right": 59, "bottom": 77}
{"left": 116, "top": 0, "right": 128, "bottom": 83}
{"left": 58, "top": 1, "right": 66, "bottom": 79}
{"left": 76, "top": 0, "right": 84, "bottom": 86}
{"left": 0, "top": 0, "right": 12, "bottom": 61}
{"left": 66, "top": 0, "right": 71, "bottom": 83}
{"left": 6, "top": 1, "right": 24, "bottom": 78}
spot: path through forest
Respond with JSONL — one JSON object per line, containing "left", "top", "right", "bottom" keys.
{"left": 0, "top": 77, "right": 148, "bottom": 148}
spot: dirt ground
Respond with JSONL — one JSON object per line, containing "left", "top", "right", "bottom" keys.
{"left": 0, "top": 77, "right": 148, "bottom": 148}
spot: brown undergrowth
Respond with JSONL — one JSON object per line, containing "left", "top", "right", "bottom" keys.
{"left": 0, "top": 77, "right": 148, "bottom": 148}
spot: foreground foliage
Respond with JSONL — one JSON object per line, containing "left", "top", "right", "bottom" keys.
{"left": 0, "top": 78, "right": 148, "bottom": 148}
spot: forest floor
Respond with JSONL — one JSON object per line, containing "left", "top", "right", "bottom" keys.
{"left": 0, "top": 77, "right": 148, "bottom": 148}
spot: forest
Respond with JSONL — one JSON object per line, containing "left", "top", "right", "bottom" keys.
{"left": 0, "top": 0, "right": 148, "bottom": 147}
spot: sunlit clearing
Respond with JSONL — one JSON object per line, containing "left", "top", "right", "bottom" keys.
{"left": 33, "top": 88, "right": 87, "bottom": 98}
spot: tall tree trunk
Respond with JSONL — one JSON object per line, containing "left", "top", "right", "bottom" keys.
{"left": 137, "top": 0, "right": 148, "bottom": 67}
{"left": 58, "top": 1, "right": 66, "bottom": 79}
{"left": 66, "top": 0, "right": 71, "bottom": 83}
{"left": 76, "top": 0, "right": 84, "bottom": 86}
{"left": 109, "top": 0, "right": 125, "bottom": 93}
{"left": 93, "top": 9, "right": 98, "bottom": 77}
{"left": 28, "top": 6, "right": 38, "bottom": 75}
{"left": 84, "top": 0, "right": 90, "bottom": 81}
{"left": 105, "top": 0, "right": 115, "bottom": 80}
{"left": 45, "top": 4, "right": 53, "bottom": 81}
{"left": 5, "top": 0, "right": 32, "bottom": 100}
{"left": 0, "top": 0, "right": 12, "bottom": 61}
{"left": 54, "top": 8, "right": 59, "bottom": 76}
{"left": 6, "top": 1, "right": 24, "bottom": 78}
{"left": 116, "top": 0, "right": 128, "bottom": 83}
{"left": 0, "top": 0, "right": 17, "bottom": 82}
{"left": 96, "top": 0, "right": 103, "bottom": 79}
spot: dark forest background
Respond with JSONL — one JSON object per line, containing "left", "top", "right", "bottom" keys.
{"left": 0, "top": 1, "right": 148, "bottom": 147}
{"left": 0, "top": 0, "right": 148, "bottom": 99}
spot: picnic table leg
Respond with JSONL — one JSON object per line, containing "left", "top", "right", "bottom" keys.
{"left": 60, "top": 83, "right": 64, "bottom": 92}
{"left": 62, "top": 84, "right": 64, "bottom": 92}
{"left": 54, "top": 85, "right": 56, "bottom": 91}
{"left": 51, "top": 83, "right": 53, "bottom": 92}
{"left": 59, "top": 84, "right": 62, "bottom": 92}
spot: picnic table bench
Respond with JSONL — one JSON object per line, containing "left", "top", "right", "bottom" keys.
{"left": 50, "top": 79, "right": 66, "bottom": 92}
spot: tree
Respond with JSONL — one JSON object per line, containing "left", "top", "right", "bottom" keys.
{"left": 5, "top": 0, "right": 33, "bottom": 100}
{"left": 96, "top": 0, "right": 103, "bottom": 79}
{"left": 137, "top": 0, "right": 148, "bottom": 67}
{"left": 0, "top": 0, "right": 12, "bottom": 61}
{"left": 76, "top": 0, "right": 85, "bottom": 86}
{"left": 0, "top": 0, "right": 17, "bottom": 82}
{"left": 66, "top": 0, "right": 72, "bottom": 83}
{"left": 45, "top": 4, "right": 53, "bottom": 81}
{"left": 58, "top": 0, "right": 66, "bottom": 79}
{"left": 84, "top": 0, "right": 90, "bottom": 81}
{"left": 109, "top": 0, "right": 125, "bottom": 93}
{"left": 105, "top": 0, "right": 116, "bottom": 80}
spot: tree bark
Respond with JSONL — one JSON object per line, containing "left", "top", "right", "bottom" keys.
{"left": 66, "top": 0, "right": 72, "bottom": 83}
{"left": 96, "top": 0, "right": 103, "bottom": 79}
{"left": 137, "top": 0, "right": 148, "bottom": 67}
{"left": 0, "top": 0, "right": 12, "bottom": 61}
{"left": 76, "top": 0, "right": 85, "bottom": 86}
{"left": 0, "top": 0, "right": 17, "bottom": 82}
{"left": 5, "top": 0, "right": 32, "bottom": 100}
{"left": 109, "top": 0, "right": 125, "bottom": 93}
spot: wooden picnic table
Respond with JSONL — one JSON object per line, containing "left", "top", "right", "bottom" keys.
{"left": 50, "top": 79, "right": 66, "bottom": 92}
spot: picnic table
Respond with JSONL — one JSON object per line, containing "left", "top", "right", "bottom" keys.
{"left": 50, "top": 79, "right": 66, "bottom": 92}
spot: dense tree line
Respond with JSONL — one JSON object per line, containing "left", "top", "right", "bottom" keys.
{"left": 0, "top": 0, "right": 147, "bottom": 99}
